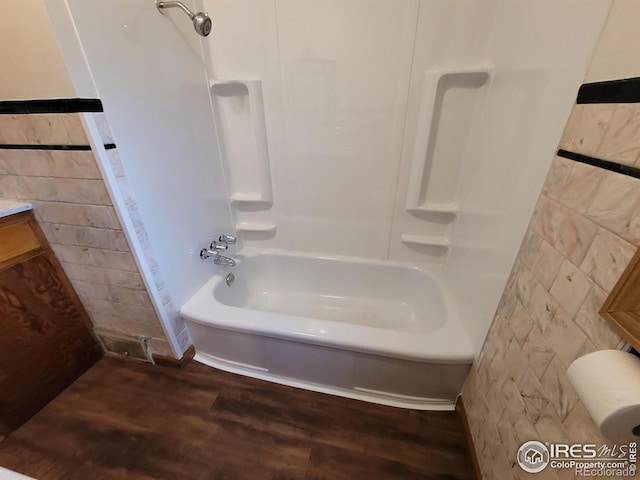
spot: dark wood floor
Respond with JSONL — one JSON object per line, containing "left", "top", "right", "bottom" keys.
{"left": 0, "top": 357, "right": 475, "bottom": 480}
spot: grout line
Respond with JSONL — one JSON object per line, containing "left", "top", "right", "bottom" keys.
{"left": 77, "top": 295, "right": 152, "bottom": 309}
{"left": 70, "top": 279, "right": 150, "bottom": 294}
{"left": 60, "top": 260, "right": 144, "bottom": 272}
{"left": 0, "top": 173, "right": 105, "bottom": 181}
{"left": 52, "top": 245, "right": 131, "bottom": 255}
{"left": 12, "top": 200, "right": 113, "bottom": 209}
{"left": 83, "top": 303, "right": 157, "bottom": 314}
{"left": 0, "top": 173, "right": 105, "bottom": 179}
{"left": 55, "top": 259, "right": 138, "bottom": 273}
{"left": 35, "top": 220, "right": 122, "bottom": 230}
{"left": 0, "top": 174, "right": 108, "bottom": 183}
{"left": 66, "top": 277, "right": 145, "bottom": 291}
{"left": 49, "top": 242, "right": 132, "bottom": 252}
{"left": 39, "top": 221, "right": 124, "bottom": 233}
{"left": 29, "top": 200, "right": 116, "bottom": 208}
{"left": 7, "top": 198, "right": 111, "bottom": 206}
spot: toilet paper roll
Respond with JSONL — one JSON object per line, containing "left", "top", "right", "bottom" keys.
{"left": 567, "top": 349, "right": 640, "bottom": 443}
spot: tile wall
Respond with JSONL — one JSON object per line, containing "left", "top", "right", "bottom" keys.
{"left": 461, "top": 95, "right": 640, "bottom": 478}
{"left": 0, "top": 111, "right": 175, "bottom": 358}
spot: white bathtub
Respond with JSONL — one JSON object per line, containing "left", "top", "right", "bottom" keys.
{"left": 181, "top": 249, "right": 473, "bottom": 410}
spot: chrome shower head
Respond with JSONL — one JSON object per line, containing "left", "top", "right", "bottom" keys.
{"left": 192, "top": 11, "right": 212, "bottom": 37}
{"left": 156, "top": 1, "right": 212, "bottom": 37}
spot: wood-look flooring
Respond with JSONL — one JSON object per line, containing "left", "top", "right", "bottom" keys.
{"left": 0, "top": 357, "right": 476, "bottom": 480}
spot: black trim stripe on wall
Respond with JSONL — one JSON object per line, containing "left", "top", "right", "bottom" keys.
{"left": 0, "top": 98, "right": 103, "bottom": 114}
{"left": 559, "top": 76, "right": 640, "bottom": 178}
{"left": 0, "top": 143, "right": 116, "bottom": 151}
{"left": 577, "top": 77, "right": 640, "bottom": 104}
{"left": 0, "top": 99, "right": 115, "bottom": 151}
{"left": 557, "top": 149, "right": 640, "bottom": 180}
{"left": 0, "top": 144, "right": 92, "bottom": 151}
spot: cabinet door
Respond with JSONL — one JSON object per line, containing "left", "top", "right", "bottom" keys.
{"left": 0, "top": 253, "right": 101, "bottom": 432}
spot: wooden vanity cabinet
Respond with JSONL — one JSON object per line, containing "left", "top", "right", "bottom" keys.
{"left": 0, "top": 211, "right": 102, "bottom": 434}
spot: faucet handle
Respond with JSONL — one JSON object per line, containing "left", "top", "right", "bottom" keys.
{"left": 209, "top": 241, "right": 228, "bottom": 251}
{"left": 218, "top": 234, "right": 237, "bottom": 245}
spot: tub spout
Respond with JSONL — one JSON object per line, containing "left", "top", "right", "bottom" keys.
{"left": 200, "top": 248, "right": 236, "bottom": 266}
{"left": 214, "top": 255, "right": 236, "bottom": 267}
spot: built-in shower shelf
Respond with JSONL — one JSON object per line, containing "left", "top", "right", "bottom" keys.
{"left": 212, "top": 78, "right": 274, "bottom": 210}
{"left": 235, "top": 222, "right": 277, "bottom": 233}
{"left": 400, "top": 234, "right": 450, "bottom": 248}
{"left": 407, "top": 202, "right": 459, "bottom": 214}
{"left": 405, "top": 67, "right": 492, "bottom": 213}
{"left": 230, "top": 193, "right": 273, "bottom": 206}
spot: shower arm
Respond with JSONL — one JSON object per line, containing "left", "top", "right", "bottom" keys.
{"left": 155, "top": 1, "right": 212, "bottom": 37}
{"left": 156, "top": 1, "right": 195, "bottom": 19}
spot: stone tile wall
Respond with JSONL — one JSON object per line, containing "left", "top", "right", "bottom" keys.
{"left": 461, "top": 100, "right": 640, "bottom": 479}
{"left": 0, "top": 112, "right": 174, "bottom": 357}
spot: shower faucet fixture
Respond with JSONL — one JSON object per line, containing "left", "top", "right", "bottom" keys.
{"left": 209, "top": 241, "right": 228, "bottom": 251}
{"left": 218, "top": 234, "right": 237, "bottom": 245}
{"left": 200, "top": 233, "right": 237, "bottom": 266}
{"left": 208, "top": 233, "right": 237, "bottom": 251}
{"left": 155, "top": 1, "right": 212, "bottom": 37}
{"left": 200, "top": 248, "right": 235, "bottom": 266}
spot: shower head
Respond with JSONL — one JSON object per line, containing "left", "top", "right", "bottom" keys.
{"left": 192, "top": 11, "right": 212, "bottom": 37}
{"left": 156, "top": 1, "right": 212, "bottom": 37}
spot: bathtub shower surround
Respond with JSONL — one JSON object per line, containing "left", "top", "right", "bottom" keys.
{"left": 41, "top": 0, "right": 613, "bottom": 410}
{"left": 0, "top": 101, "right": 180, "bottom": 359}
{"left": 461, "top": 77, "right": 640, "bottom": 479}
{"left": 202, "top": 0, "right": 608, "bottom": 269}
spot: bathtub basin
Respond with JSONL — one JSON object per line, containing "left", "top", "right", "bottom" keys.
{"left": 181, "top": 249, "right": 473, "bottom": 410}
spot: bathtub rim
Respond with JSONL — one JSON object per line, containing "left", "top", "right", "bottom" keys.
{"left": 181, "top": 248, "right": 474, "bottom": 364}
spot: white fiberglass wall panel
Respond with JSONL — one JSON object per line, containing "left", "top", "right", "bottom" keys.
{"left": 65, "top": 0, "right": 234, "bottom": 307}
{"left": 275, "top": 0, "right": 418, "bottom": 258}
{"left": 204, "top": 0, "right": 418, "bottom": 257}
{"left": 389, "top": 1, "right": 498, "bottom": 265}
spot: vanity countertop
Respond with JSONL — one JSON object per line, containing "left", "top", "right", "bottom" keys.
{"left": 0, "top": 200, "right": 32, "bottom": 219}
